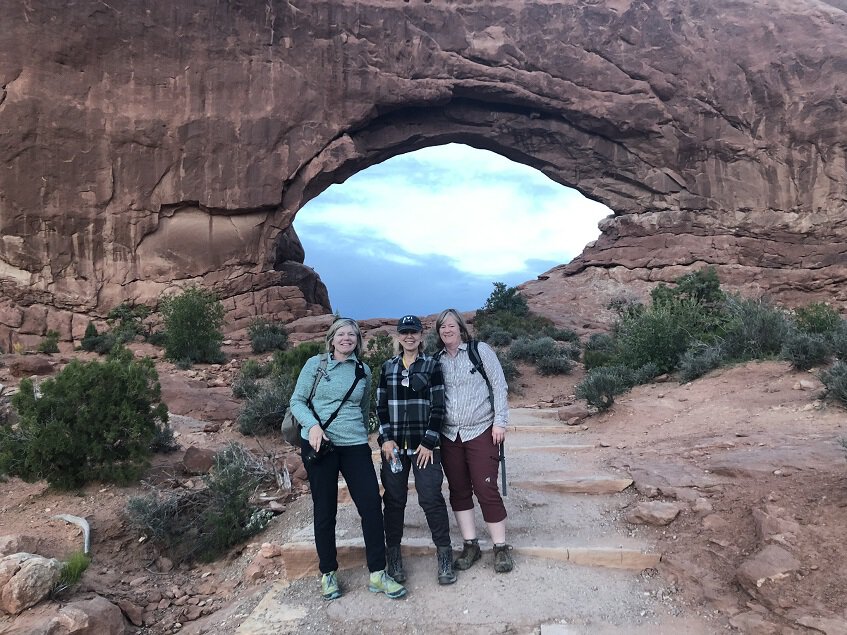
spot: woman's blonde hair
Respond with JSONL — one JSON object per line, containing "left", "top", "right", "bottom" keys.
{"left": 325, "top": 317, "right": 364, "bottom": 358}
{"left": 434, "top": 308, "right": 471, "bottom": 350}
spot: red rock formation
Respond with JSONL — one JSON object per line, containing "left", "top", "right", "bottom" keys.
{"left": 1, "top": 1, "right": 845, "bottom": 349}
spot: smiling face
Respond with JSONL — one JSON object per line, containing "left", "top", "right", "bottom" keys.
{"left": 438, "top": 314, "right": 462, "bottom": 350}
{"left": 331, "top": 325, "right": 358, "bottom": 360}
{"left": 397, "top": 329, "right": 423, "bottom": 356}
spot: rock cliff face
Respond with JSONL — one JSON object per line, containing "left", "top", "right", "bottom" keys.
{"left": 1, "top": 0, "right": 845, "bottom": 348}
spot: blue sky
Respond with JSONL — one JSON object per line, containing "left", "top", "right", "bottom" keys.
{"left": 294, "top": 143, "right": 611, "bottom": 320}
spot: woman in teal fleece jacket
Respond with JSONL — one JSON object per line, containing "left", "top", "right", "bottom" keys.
{"left": 289, "top": 317, "right": 407, "bottom": 601}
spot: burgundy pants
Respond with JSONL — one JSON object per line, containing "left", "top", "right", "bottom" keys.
{"left": 440, "top": 427, "right": 507, "bottom": 524}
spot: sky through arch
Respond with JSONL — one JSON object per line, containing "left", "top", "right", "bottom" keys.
{"left": 294, "top": 143, "right": 611, "bottom": 319}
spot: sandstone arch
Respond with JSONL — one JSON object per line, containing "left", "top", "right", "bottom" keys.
{"left": 1, "top": 0, "right": 846, "bottom": 348}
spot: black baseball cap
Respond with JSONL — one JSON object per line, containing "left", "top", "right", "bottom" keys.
{"left": 397, "top": 315, "right": 423, "bottom": 333}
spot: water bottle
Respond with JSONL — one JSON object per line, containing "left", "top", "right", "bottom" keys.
{"left": 389, "top": 447, "right": 403, "bottom": 474}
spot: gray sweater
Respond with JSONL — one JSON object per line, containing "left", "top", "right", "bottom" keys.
{"left": 290, "top": 353, "right": 372, "bottom": 446}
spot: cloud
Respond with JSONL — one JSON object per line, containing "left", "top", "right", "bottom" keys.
{"left": 296, "top": 143, "right": 610, "bottom": 278}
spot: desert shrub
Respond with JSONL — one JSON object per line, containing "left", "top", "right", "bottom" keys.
{"left": 583, "top": 333, "right": 617, "bottom": 370}
{"left": 481, "top": 329, "right": 513, "bottom": 347}
{"left": 36, "top": 330, "right": 60, "bottom": 354}
{"left": 793, "top": 302, "right": 842, "bottom": 335}
{"left": 248, "top": 318, "right": 289, "bottom": 354}
{"left": 632, "top": 362, "right": 661, "bottom": 385}
{"left": 496, "top": 350, "right": 521, "bottom": 393}
{"left": 480, "top": 282, "right": 529, "bottom": 316}
{"left": 613, "top": 298, "right": 712, "bottom": 374}
{"left": 363, "top": 332, "right": 395, "bottom": 431}
{"left": 679, "top": 343, "right": 725, "bottom": 383}
{"left": 720, "top": 296, "right": 792, "bottom": 361}
{"left": 650, "top": 266, "right": 725, "bottom": 310}
{"left": 161, "top": 287, "right": 225, "bottom": 366}
{"left": 423, "top": 330, "right": 440, "bottom": 355}
{"left": 535, "top": 354, "right": 574, "bottom": 376}
{"left": 510, "top": 337, "right": 558, "bottom": 363}
{"left": 238, "top": 375, "right": 294, "bottom": 436}
{"left": 547, "top": 328, "right": 580, "bottom": 343}
{"left": 231, "top": 358, "right": 272, "bottom": 399}
{"left": 821, "top": 361, "right": 847, "bottom": 406}
{"left": 0, "top": 347, "right": 169, "bottom": 489}
{"left": 107, "top": 302, "right": 151, "bottom": 342}
{"left": 150, "top": 423, "right": 180, "bottom": 454}
{"left": 126, "top": 443, "right": 274, "bottom": 563}
{"left": 781, "top": 331, "right": 831, "bottom": 371}
{"left": 271, "top": 341, "right": 324, "bottom": 382}
{"left": 231, "top": 375, "right": 260, "bottom": 400}
{"left": 575, "top": 366, "right": 634, "bottom": 411}
{"left": 830, "top": 321, "right": 847, "bottom": 361}
{"left": 146, "top": 330, "right": 167, "bottom": 347}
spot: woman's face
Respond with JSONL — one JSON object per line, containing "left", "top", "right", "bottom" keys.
{"left": 438, "top": 315, "right": 461, "bottom": 348}
{"left": 332, "top": 326, "right": 358, "bottom": 358}
{"left": 397, "top": 330, "right": 422, "bottom": 355}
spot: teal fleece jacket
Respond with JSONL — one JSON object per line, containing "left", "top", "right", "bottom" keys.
{"left": 290, "top": 353, "right": 372, "bottom": 446}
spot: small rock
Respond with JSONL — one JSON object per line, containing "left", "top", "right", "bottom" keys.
{"left": 117, "top": 598, "right": 145, "bottom": 626}
{"left": 625, "top": 501, "right": 682, "bottom": 526}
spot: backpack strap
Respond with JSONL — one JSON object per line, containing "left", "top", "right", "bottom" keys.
{"left": 467, "top": 339, "right": 495, "bottom": 410}
{"left": 309, "top": 360, "right": 366, "bottom": 431}
{"left": 306, "top": 354, "right": 329, "bottom": 406}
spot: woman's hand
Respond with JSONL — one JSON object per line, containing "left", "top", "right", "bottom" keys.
{"left": 382, "top": 440, "right": 398, "bottom": 461}
{"left": 309, "top": 425, "right": 328, "bottom": 451}
{"left": 414, "top": 445, "right": 434, "bottom": 468}
{"left": 491, "top": 425, "right": 506, "bottom": 445}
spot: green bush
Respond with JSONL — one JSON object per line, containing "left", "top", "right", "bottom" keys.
{"left": 583, "top": 333, "right": 617, "bottom": 370}
{"left": 496, "top": 350, "right": 521, "bottom": 393}
{"left": 248, "top": 318, "right": 289, "bottom": 354}
{"left": 632, "top": 362, "right": 661, "bottom": 384}
{"left": 793, "top": 302, "right": 842, "bottom": 335}
{"left": 150, "top": 424, "right": 180, "bottom": 454}
{"left": 36, "top": 330, "right": 60, "bottom": 354}
{"left": 651, "top": 266, "right": 725, "bottom": 310}
{"left": 126, "top": 443, "right": 274, "bottom": 563}
{"left": 720, "top": 296, "right": 792, "bottom": 361}
{"left": 614, "top": 298, "right": 712, "bottom": 374}
{"left": 480, "top": 282, "right": 529, "bottom": 316}
{"left": 271, "top": 341, "right": 324, "bottom": 382}
{"left": 509, "top": 337, "right": 559, "bottom": 363}
{"left": 830, "top": 321, "right": 847, "bottom": 361}
{"left": 781, "top": 332, "right": 831, "bottom": 371}
{"left": 481, "top": 329, "right": 513, "bottom": 347}
{"left": 238, "top": 375, "right": 294, "bottom": 436}
{"left": 821, "top": 361, "right": 847, "bottom": 406}
{"left": 107, "top": 302, "right": 151, "bottom": 342}
{"left": 679, "top": 343, "right": 725, "bottom": 382}
{"left": 575, "top": 366, "right": 634, "bottom": 411}
{"left": 0, "top": 347, "right": 169, "bottom": 489}
{"left": 548, "top": 328, "right": 580, "bottom": 343}
{"left": 161, "top": 287, "right": 225, "bottom": 366}
{"left": 535, "top": 354, "right": 574, "bottom": 376}
{"left": 362, "top": 332, "right": 395, "bottom": 431}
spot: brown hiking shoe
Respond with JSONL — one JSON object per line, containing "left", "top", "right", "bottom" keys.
{"left": 493, "top": 543, "right": 514, "bottom": 573}
{"left": 453, "top": 539, "right": 481, "bottom": 571}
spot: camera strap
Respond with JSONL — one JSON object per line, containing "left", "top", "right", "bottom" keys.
{"left": 308, "top": 360, "right": 366, "bottom": 431}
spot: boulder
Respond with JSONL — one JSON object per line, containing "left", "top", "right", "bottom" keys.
{"left": 625, "top": 501, "right": 682, "bottom": 526}
{"left": 48, "top": 595, "right": 126, "bottom": 634}
{"left": 0, "top": 553, "right": 62, "bottom": 615}
{"left": 736, "top": 545, "right": 801, "bottom": 596}
{"left": 181, "top": 446, "right": 217, "bottom": 475}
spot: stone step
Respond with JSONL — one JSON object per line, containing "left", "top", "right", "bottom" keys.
{"left": 275, "top": 538, "right": 661, "bottom": 582}
{"left": 512, "top": 477, "right": 634, "bottom": 495}
{"left": 337, "top": 474, "right": 631, "bottom": 503}
{"left": 370, "top": 443, "right": 594, "bottom": 464}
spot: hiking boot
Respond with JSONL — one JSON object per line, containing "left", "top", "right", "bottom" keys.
{"left": 493, "top": 543, "right": 514, "bottom": 573}
{"left": 436, "top": 546, "right": 457, "bottom": 585}
{"left": 368, "top": 570, "right": 407, "bottom": 599}
{"left": 320, "top": 571, "right": 341, "bottom": 600}
{"left": 386, "top": 544, "right": 406, "bottom": 583}
{"left": 453, "top": 539, "right": 481, "bottom": 571}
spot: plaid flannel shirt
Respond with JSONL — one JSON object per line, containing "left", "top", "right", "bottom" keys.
{"left": 376, "top": 354, "right": 446, "bottom": 452}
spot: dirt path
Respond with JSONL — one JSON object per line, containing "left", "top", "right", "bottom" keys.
{"left": 185, "top": 409, "right": 724, "bottom": 635}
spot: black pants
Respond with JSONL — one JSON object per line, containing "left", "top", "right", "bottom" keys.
{"left": 302, "top": 440, "right": 386, "bottom": 574}
{"left": 381, "top": 449, "right": 451, "bottom": 548}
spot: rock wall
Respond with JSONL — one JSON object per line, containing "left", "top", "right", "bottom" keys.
{"left": 1, "top": 0, "right": 846, "bottom": 348}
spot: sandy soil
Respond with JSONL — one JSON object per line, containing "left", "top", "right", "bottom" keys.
{"left": 1, "top": 345, "right": 846, "bottom": 634}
